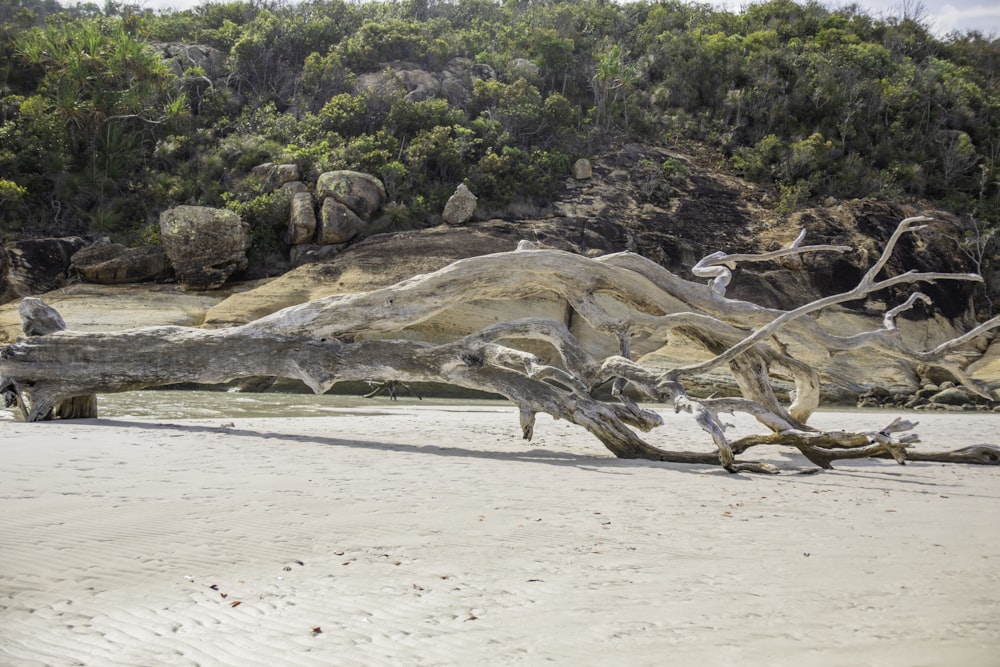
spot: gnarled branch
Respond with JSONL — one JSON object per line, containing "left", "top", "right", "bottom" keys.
{"left": 2, "top": 218, "right": 997, "bottom": 473}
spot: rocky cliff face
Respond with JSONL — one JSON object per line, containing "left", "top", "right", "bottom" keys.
{"left": 553, "top": 144, "right": 977, "bottom": 322}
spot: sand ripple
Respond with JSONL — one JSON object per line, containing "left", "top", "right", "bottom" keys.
{"left": 2, "top": 409, "right": 999, "bottom": 665}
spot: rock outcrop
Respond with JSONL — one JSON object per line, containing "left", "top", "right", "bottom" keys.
{"left": 159, "top": 206, "right": 250, "bottom": 290}
{"left": 2, "top": 237, "right": 87, "bottom": 300}
{"left": 69, "top": 241, "right": 173, "bottom": 285}
{"left": 857, "top": 380, "right": 999, "bottom": 412}
{"left": 2, "top": 144, "right": 993, "bottom": 400}
{"left": 201, "top": 218, "right": 627, "bottom": 328}
{"left": 355, "top": 58, "right": 495, "bottom": 108}
{"left": 0, "top": 283, "right": 242, "bottom": 343}
{"left": 554, "top": 144, "right": 977, "bottom": 321}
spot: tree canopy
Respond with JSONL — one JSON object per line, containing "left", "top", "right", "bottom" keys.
{"left": 1, "top": 0, "right": 997, "bottom": 272}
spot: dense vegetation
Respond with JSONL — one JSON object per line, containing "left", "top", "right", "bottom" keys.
{"left": 1, "top": 0, "right": 998, "bottom": 265}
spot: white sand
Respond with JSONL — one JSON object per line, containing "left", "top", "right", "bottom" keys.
{"left": 2, "top": 406, "right": 999, "bottom": 666}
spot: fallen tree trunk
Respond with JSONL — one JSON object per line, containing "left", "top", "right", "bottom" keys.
{"left": 2, "top": 219, "right": 999, "bottom": 473}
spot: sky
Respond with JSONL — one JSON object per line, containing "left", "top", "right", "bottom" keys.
{"left": 127, "top": 0, "right": 1000, "bottom": 38}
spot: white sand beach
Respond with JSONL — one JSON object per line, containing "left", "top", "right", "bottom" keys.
{"left": 2, "top": 405, "right": 999, "bottom": 666}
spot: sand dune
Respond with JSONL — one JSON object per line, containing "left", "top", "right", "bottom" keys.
{"left": 2, "top": 407, "right": 998, "bottom": 666}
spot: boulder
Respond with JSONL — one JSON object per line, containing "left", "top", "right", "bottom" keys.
{"left": 444, "top": 57, "right": 495, "bottom": 105}
{"left": 159, "top": 205, "right": 250, "bottom": 290}
{"left": 287, "top": 192, "right": 317, "bottom": 245}
{"left": 280, "top": 181, "right": 310, "bottom": 196}
{"left": 442, "top": 184, "right": 477, "bottom": 226}
{"left": 917, "top": 363, "right": 956, "bottom": 387}
{"left": 509, "top": 57, "right": 540, "bottom": 81}
{"left": 356, "top": 70, "right": 408, "bottom": 100}
{"left": 573, "top": 158, "right": 593, "bottom": 180}
{"left": 3, "top": 237, "right": 87, "bottom": 298}
{"left": 251, "top": 162, "right": 299, "bottom": 192}
{"left": 315, "top": 171, "right": 386, "bottom": 219}
{"left": 316, "top": 198, "right": 366, "bottom": 244}
{"left": 397, "top": 67, "right": 440, "bottom": 102}
{"left": 928, "top": 386, "right": 973, "bottom": 406}
{"left": 467, "top": 61, "right": 496, "bottom": 81}
{"left": 916, "top": 385, "right": 940, "bottom": 398}
{"left": 150, "top": 42, "right": 228, "bottom": 80}
{"left": 356, "top": 64, "right": 439, "bottom": 104}
{"left": 439, "top": 69, "right": 471, "bottom": 106}
{"left": 70, "top": 241, "right": 173, "bottom": 284}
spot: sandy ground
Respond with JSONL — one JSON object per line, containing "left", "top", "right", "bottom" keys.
{"left": 1, "top": 406, "right": 999, "bottom": 666}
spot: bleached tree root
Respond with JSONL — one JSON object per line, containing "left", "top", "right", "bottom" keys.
{"left": 2, "top": 219, "right": 999, "bottom": 473}
{"left": 879, "top": 445, "right": 1000, "bottom": 465}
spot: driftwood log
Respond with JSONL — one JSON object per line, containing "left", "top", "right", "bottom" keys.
{"left": 2, "top": 217, "right": 999, "bottom": 473}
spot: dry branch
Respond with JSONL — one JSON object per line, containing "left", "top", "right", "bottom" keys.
{"left": 2, "top": 218, "right": 999, "bottom": 473}
{"left": 692, "top": 227, "right": 853, "bottom": 295}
